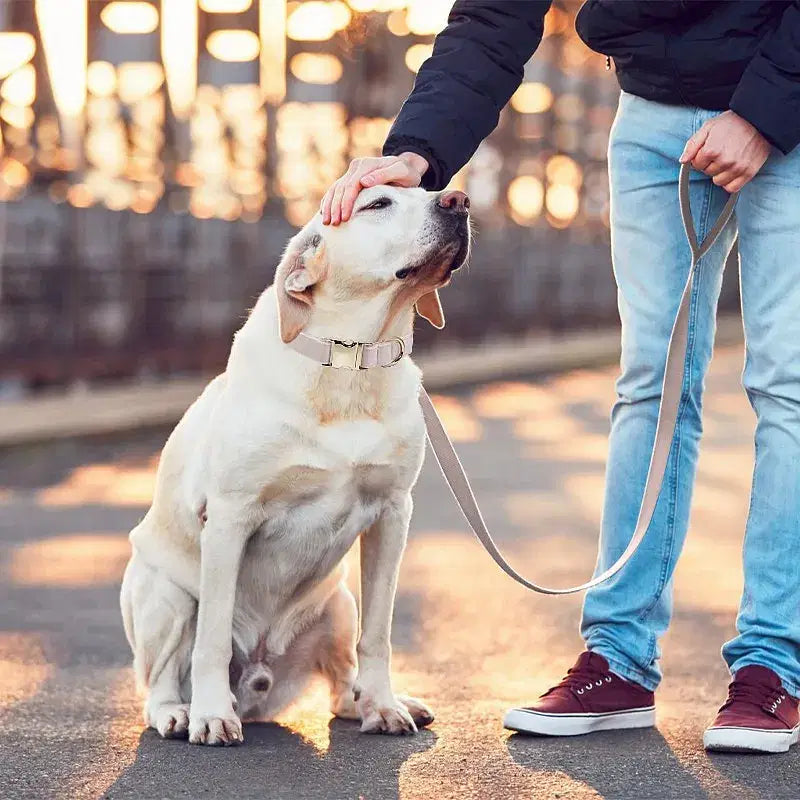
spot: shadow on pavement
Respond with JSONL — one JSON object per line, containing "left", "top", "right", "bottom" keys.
{"left": 104, "top": 718, "right": 437, "bottom": 800}
{"left": 506, "top": 727, "right": 706, "bottom": 800}
{"left": 707, "top": 750, "right": 800, "bottom": 800}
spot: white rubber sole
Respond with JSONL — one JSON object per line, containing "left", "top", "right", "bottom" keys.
{"left": 703, "top": 724, "right": 800, "bottom": 754}
{"left": 503, "top": 705, "right": 656, "bottom": 737}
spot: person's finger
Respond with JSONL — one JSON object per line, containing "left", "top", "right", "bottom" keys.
{"left": 724, "top": 168, "right": 757, "bottom": 194}
{"left": 680, "top": 126, "right": 709, "bottom": 164}
{"left": 329, "top": 179, "right": 349, "bottom": 225}
{"left": 691, "top": 142, "right": 719, "bottom": 172}
{"left": 360, "top": 160, "right": 408, "bottom": 187}
{"left": 703, "top": 159, "right": 728, "bottom": 177}
{"left": 340, "top": 178, "right": 367, "bottom": 222}
{"left": 320, "top": 187, "right": 335, "bottom": 225}
{"left": 711, "top": 168, "right": 739, "bottom": 188}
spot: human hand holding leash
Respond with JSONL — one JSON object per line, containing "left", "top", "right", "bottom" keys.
{"left": 680, "top": 110, "right": 770, "bottom": 193}
{"left": 321, "top": 152, "right": 429, "bottom": 225}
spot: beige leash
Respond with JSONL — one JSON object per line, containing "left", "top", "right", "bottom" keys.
{"left": 420, "top": 163, "right": 738, "bottom": 594}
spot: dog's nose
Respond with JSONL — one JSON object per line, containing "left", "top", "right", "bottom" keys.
{"left": 437, "top": 190, "right": 470, "bottom": 215}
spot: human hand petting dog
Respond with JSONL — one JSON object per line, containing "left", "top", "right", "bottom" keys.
{"left": 680, "top": 110, "right": 770, "bottom": 193}
{"left": 321, "top": 152, "right": 429, "bottom": 225}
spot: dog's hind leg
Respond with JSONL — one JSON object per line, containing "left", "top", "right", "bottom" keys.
{"left": 121, "top": 552, "right": 196, "bottom": 738}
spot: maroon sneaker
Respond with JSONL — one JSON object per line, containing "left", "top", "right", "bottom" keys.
{"left": 503, "top": 651, "right": 655, "bottom": 736}
{"left": 704, "top": 665, "right": 800, "bottom": 753}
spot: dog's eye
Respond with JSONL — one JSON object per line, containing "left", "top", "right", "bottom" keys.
{"left": 362, "top": 197, "right": 392, "bottom": 212}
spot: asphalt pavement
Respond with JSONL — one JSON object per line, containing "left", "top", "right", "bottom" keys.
{"left": 1, "top": 345, "right": 796, "bottom": 800}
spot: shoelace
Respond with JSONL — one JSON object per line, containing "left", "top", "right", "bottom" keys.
{"left": 544, "top": 663, "right": 614, "bottom": 698}
{"left": 722, "top": 680, "right": 786, "bottom": 715}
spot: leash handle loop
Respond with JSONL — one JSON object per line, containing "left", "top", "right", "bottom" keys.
{"left": 679, "top": 162, "right": 738, "bottom": 262}
{"left": 423, "top": 164, "right": 738, "bottom": 595}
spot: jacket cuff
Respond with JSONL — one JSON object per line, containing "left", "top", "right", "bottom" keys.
{"left": 729, "top": 75, "right": 800, "bottom": 155}
{"left": 382, "top": 136, "right": 448, "bottom": 190}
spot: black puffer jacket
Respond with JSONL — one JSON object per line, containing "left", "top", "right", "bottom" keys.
{"left": 384, "top": 0, "right": 800, "bottom": 190}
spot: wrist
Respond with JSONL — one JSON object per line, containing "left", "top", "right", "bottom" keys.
{"left": 399, "top": 151, "right": 429, "bottom": 178}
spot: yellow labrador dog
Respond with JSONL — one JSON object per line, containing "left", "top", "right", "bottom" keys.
{"left": 120, "top": 187, "right": 471, "bottom": 745}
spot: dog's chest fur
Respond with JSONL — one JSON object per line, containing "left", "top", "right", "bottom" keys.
{"left": 232, "top": 429, "right": 408, "bottom": 655}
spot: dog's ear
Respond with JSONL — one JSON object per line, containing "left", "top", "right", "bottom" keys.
{"left": 415, "top": 289, "right": 445, "bottom": 329}
{"left": 275, "top": 234, "right": 326, "bottom": 343}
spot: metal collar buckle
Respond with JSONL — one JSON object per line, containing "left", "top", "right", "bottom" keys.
{"left": 326, "top": 339, "right": 365, "bottom": 369}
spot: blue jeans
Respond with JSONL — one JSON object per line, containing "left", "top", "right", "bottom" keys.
{"left": 581, "top": 91, "right": 800, "bottom": 696}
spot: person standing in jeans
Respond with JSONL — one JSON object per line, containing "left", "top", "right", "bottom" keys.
{"left": 321, "top": 1, "right": 800, "bottom": 754}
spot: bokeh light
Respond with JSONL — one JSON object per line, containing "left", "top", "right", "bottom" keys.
{"left": 404, "top": 43, "right": 432, "bottom": 73}
{"left": 508, "top": 175, "right": 544, "bottom": 225}
{"left": 290, "top": 53, "right": 343, "bottom": 84}
{"left": 0, "top": 0, "right": 620, "bottom": 391}
{"left": 287, "top": 1, "right": 351, "bottom": 41}
{"left": 0, "top": 33, "right": 36, "bottom": 80}
{"left": 206, "top": 29, "right": 261, "bottom": 62}
{"left": 200, "top": 0, "right": 253, "bottom": 11}
{"left": 100, "top": 1, "right": 159, "bottom": 35}
{"left": 511, "top": 82, "right": 553, "bottom": 114}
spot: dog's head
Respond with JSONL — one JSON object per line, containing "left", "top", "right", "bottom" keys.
{"left": 275, "top": 187, "right": 471, "bottom": 343}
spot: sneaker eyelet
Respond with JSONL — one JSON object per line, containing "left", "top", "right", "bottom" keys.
{"left": 595, "top": 680, "right": 603, "bottom": 687}
{"left": 605, "top": 676, "right": 612, "bottom": 683}
{"left": 585, "top": 683, "right": 593, "bottom": 691}
{"left": 576, "top": 688, "right": 584, "bottom": 695}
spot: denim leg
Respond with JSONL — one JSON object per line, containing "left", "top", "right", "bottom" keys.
{"left": 721, "top": 143, "right": 800, "bottom": 698}
{"left": 581, "top": 96, "right": 737, "bottom": 690}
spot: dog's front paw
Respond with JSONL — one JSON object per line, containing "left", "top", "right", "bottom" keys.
{"left": 149, "top": 702, "right": 190, "bottom": 739}
{"left": 188, "top": 709, "right": 243, "bottom": 746}
{"left": 357, "top": 693, "right": 433, "bottom": 735}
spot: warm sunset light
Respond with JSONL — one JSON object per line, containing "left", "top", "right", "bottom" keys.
{"left": 347, "top": 0, "right": 407, "bottom": 10}
{"left": 260, "top": 0, "right": 287, "bottom": 104}
{"left": 200, "top": 0, "right": 253, "bottom": 11}
{"left": 546, "top": 183, "right": 580, "bottom": 222}
{"left": 404, "top": 43, "right": 432, "bottom": 73}
{"left": 290, "top": 53, "right": 343, "bottom": 84}
{"left": 386, "top": 9, "right": 410, "bottom": 36}
{"left": 1, "top": 65, "right": 37, "bottom": 107}
{"left": 1, "top": 0, "right": 608, "bottom": 227}
{"left": 207, "top": 29, "right": 261, "bottom": 62}
{"left": 511, "top": 82, "right": 554, "bottom": 114}
{"left": 100, "top": 1, "right": 159, "bottom": 35}
{"left": 162, "top": 0, "right": 198, "bottom": 120}
{"left": 406, "top": 0, "right": 450, "bottom": 35}
{"left": 0, "top": 33, "right": 36, "bottom": 80}
{"left": 117, "top": 62, "right": 164, "bottom": 105}
{"left": 286, "top": 1, "right": 351, "bottom": 42}
{"left": 36, "top": 0, "right": 87, "bottom": 128}
{"left": 87, "top": 61, "right": 117, "bottom": 98}
{"left": 546, "top": 154, "right": 583, "bottom": 187}
{"left": 508, "top": 175, "right": 544, "bottom": 223}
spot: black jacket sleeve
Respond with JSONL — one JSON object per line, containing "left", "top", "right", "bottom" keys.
{"left": 729, "top": 1, "right": 800, "bottom": 154}
{"left": 383, "top": 0, "right": 551, "bottom": 189}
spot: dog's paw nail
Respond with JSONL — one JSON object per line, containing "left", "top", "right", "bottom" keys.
{"left": 189, "top": 714, "right": 243, "bottom": 746}
{"left": 153, "top": 703, "right": 190, "bottom": 739}
{"left": 358, "top": 697, "right": 421, "bottom": 735}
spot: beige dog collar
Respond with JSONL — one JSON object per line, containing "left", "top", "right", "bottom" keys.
{"left": 288, "top": 332, "right": 413, "bottom": 370}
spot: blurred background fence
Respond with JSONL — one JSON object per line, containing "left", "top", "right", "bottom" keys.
{"left": 0, "top": 0, "right": 738, "bottom": 396}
